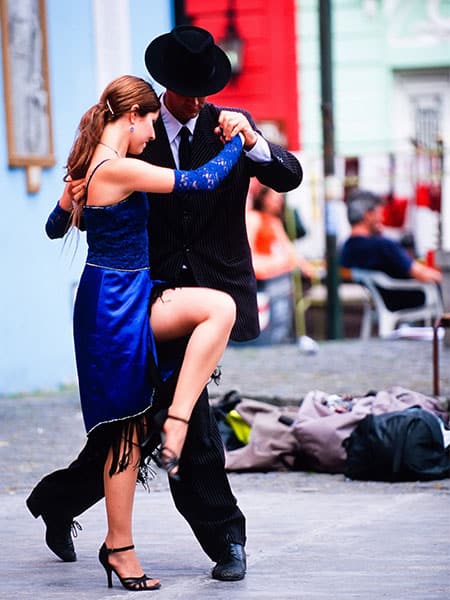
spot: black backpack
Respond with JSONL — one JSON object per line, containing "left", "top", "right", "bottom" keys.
{"left": 343, "top": 407, "right": 450, "bottom": 482}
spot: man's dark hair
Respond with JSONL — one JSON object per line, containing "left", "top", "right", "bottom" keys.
{"left": 252, "top": 186, "right": 272, "bottom": 212}
{"left": 347, "top": 189, "right": 383, "bottom": 225}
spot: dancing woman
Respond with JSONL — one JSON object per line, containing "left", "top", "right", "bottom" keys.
{"left": 47, "top": 74, "right": 245, "bottom": 591}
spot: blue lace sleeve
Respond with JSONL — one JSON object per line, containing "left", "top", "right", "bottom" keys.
{"left": 174, "top": 135, "right": 243, "bottom": 192}
{"left": 45, "top": 203, "right": 72, "bottom": 239}
{"left": 45, "top": 203, "right": 86, "bottom": 238}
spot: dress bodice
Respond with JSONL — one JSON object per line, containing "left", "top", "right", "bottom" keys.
{"left": 83, "top": 192, "right": 149, "bottom": 270}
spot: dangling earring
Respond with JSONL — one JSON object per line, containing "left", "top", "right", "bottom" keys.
{"left": 130, "top": 125, "right": 135, "bottom": 133}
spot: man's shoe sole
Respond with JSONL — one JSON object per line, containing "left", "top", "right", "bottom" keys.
{"left": 212, "top": 571, "right": 246, "bottom": 581}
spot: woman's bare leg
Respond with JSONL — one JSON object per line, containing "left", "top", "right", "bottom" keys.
{"left": 103, "top": 436, "right": 160, "bottom": 587}
{"left": 150, "top": 287, "right": 236, "bottom": 469}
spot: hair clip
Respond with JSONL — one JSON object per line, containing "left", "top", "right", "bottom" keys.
{"left": 106, "top": 98, "right": 115, "bottom": 116}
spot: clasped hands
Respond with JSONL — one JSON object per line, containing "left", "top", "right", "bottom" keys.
{"left": 215, "top": 110, "right": 258, "bottom": 151}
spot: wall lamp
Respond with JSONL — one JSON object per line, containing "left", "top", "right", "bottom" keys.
{"left": 218, "top": 0, "right": 244, "bottom": 78}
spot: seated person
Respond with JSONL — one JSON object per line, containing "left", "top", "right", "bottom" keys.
{"left": 246, "top": 185, "right": 315, "bottom": 280}
{"left": 340, "top": 189, "right": 441, "bottom": 311}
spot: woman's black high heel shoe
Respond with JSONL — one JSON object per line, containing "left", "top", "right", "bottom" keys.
{"left": 98, "top": 543, "right": 161, "bottom": 591}
{"left": 153, "top": 415, "right": 189, "bottom": 481}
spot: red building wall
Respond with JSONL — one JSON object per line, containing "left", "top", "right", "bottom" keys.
{"left": 184, "top": 0, "right": 300, "bottom": 151}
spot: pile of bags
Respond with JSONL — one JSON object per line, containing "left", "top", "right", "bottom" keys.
{"left": 211, "top": 387, "right": 450, "bottom": 482}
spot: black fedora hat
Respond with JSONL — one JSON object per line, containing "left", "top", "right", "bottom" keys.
{"left": 145, "top": 25, "right": 231, "bottom": 97}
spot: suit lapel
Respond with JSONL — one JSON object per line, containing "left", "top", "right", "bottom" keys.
{"left": 144, "top": 118, "right": 176, "bottom": 169}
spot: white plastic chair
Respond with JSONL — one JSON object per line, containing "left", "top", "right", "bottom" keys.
{"left": 298, "top": 270, "right": 372, "bottom": 340}
{"left": 348, "top": 268, "right": 443, "bottom": 338}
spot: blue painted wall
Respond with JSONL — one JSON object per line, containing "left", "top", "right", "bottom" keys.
{"left": 0, "top": 1, "right": 171, "bottom": 394}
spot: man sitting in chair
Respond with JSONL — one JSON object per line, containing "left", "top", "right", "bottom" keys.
{"left": 340, "top": 189, "right": 441, "bottom": 311}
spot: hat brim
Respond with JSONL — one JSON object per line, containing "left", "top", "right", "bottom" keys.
{"left": 145, "top": 33, "right": 231, "bottom": 97}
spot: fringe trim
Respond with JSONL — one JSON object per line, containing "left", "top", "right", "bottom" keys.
{"left": 89, "top": 409, "right": 162, "bottom": 490}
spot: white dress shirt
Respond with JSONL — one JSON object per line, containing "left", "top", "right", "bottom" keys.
{"left": 160, "top": 94, "right": 272, "bottom": 169}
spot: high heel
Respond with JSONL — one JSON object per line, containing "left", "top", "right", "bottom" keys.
{"left": 98, "top": 543, "right": 161, "bottom": 591}
{"left": 153, "top": 415, "right": 189, "bottom": 480}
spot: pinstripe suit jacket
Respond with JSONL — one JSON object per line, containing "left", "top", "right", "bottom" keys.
{"left": 141, "top": 102, "right": 303, "bottom": 341}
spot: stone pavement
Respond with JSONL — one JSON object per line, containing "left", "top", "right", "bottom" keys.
{"left": 1, "top": 338, "right": 449, "bottom": 599}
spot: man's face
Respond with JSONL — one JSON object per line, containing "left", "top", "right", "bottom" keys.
{"left": 164, "top": 90, "right": 207, "bottom": 123}
{"left": 365, "top": 205, "right": 384, "bottom": 235}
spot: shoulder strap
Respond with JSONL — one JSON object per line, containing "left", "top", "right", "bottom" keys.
{"left": 85, "top": 159, "right": 111, "bottom": 196}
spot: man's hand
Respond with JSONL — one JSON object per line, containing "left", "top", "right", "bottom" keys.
{"left": 59, "top": 178, "right": 86, "bottom": 211}
{"left": 410, "top": 261, "right": 442, "bottom": 284}
{"left": 216, "top": 110, "right": 258, "bottom": 150}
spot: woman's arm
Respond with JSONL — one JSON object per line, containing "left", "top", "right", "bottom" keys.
{"left": 45, "top": 202, "right": 72, "bottom": 239}
{"left": 174, "top": 134, "right": 243, "bottom": 192}
{"left": 91, "top": 135, "right": 243, "bottom": 205}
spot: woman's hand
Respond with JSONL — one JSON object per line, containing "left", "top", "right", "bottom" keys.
{"left": 59, "top": 178, "right": 86, "bottom": 211}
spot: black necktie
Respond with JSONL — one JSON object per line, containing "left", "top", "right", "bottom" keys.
{"left": 178, "top": 126, "right": 191, "bottom": 170}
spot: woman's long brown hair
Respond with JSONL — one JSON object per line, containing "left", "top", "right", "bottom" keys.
{"left": 64, "top": 75, "right": 160, "bottom": 230}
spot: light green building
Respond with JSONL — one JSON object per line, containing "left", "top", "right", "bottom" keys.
{"left": 295, "top": 0, "right": 450, "bottom": 258}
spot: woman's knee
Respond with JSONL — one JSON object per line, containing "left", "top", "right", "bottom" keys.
{"left": 214, "top": 292, "right": 236, "bottom": 328}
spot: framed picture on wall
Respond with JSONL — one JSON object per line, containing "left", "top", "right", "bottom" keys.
{"left": 1, "top": 0, "right": 55, "bottom": 167}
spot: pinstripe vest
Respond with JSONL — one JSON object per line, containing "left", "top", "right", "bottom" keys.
{"left": 141, "top": 103, "right": 303, "bottom": 342}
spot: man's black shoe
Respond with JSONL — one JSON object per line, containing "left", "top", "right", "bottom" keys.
{"left": 43, "top": 515, "right": 79, "bottom": 562}
{"left": 26, "top": 494, "right": 79, "bottom": 562}
{"left": 212, "top": 543, "right": 246, "bottom": 581}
